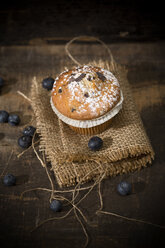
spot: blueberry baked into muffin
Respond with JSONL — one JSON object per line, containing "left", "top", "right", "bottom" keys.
{"left": 51, "top": 65, "right": 123, "bottom": 135}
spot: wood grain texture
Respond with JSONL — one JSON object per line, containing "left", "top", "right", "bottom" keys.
{"left": 0, "top": 0, "right": 165, "bottom": 45}
{"left": 0, "top": 43, "right": 165, "bottom": 248}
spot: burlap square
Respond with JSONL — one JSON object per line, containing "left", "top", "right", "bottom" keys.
{"left": 30, "top": 60, "right": 154, "bottom": 187}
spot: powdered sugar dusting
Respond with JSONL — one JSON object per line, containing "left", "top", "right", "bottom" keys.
{"left": 52, "top": 65, "right": 121, "bottom": 119}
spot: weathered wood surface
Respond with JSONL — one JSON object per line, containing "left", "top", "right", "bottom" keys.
{"left": 0, "top": 43, "right": 165, "bottom": 248}
{"left": 0, "top": 0, "right": 164, "bottom": 45}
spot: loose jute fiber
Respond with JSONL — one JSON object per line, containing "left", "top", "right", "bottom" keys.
{"left": 30, "top": 37, "right": 154, "bottom": 188}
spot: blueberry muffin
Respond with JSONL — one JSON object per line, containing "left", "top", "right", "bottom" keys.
{"left": 50, "top": 65, "right": 123, "bottom": 135}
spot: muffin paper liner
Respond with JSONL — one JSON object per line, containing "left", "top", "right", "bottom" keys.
{"left": 50, "top": 91, "right": 123, "bottom": 128}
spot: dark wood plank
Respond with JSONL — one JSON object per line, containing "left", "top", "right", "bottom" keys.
{"left": 0, "top": 43, "right": 165, "bottom": 248}
{"left": 0, "top": 0, "right": 165, "bottom": 45}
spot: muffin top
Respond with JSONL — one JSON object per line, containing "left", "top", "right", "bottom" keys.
{"left": 51, "top": 65, "right": 121, "bottom": 120}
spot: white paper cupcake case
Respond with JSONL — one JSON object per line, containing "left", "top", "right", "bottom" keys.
{"left": 50, "top": 91, "right": 123, "bottom": 128}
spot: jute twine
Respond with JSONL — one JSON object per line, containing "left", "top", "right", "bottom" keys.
{"left": 17, "top": 37, "right": 164, "bottom": 248}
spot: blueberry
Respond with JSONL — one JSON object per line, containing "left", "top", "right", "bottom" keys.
{"left": 0, "top": 110, "right": 9, "bottom": 123}
{"left": 88, "top": 136, "right": 103, "bottom": 151}
{"left": 42, "top": 77, "right": 54, "bottom": 90}
{"left": 23, "top": 126, "right": 36, "bottom": 137}
{"left": 8, "top": 114, "right": 20, "bottom": 126}
{"left": 50, "top": 200, "right": 62, "bottom": 212}
{"left": 117, "top": 181, "right": 132, "bottom": 196}
{"left": 18, "top": 135, "right": 32, "bottom": 148}
{"left": 0, "top": 77, "right": 4, "bottom": 88}
{"left": 58, "top": 87, "right": 62, "bottom": 93}
{"left": 3, "top": 174, "right": 16, "bottom": 186}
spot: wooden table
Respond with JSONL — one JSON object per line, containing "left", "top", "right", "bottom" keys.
{"left": 0, "top": 42, "right": 165, "bottom": 248}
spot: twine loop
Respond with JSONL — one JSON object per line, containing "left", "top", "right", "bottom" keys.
{"left": 65, "top": 36, "right": 116, "bottom": 71}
